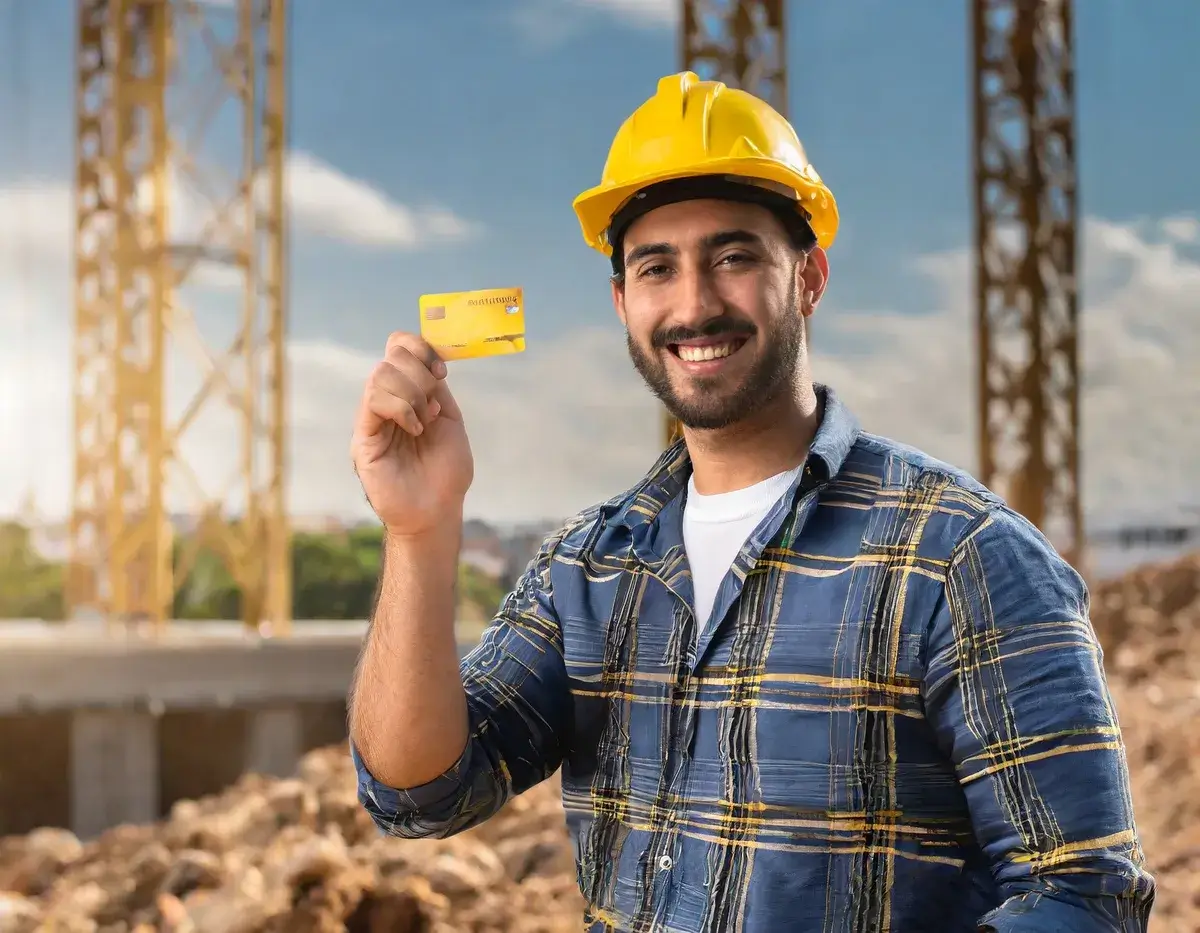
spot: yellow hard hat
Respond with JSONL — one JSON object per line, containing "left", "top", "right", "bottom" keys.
{"left": 572, "top": 71, "right": 839, "bottom": 263}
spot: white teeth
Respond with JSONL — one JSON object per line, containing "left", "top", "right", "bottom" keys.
{"left": 677, "top": 343, "right": 735, "bottom": 362}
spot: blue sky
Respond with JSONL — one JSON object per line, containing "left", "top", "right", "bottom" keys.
{"left": 5, "top": 0, "right": 1198, "bottom": 347}
{"left": 1, "top": 0, "right": 1198, "bottom": 554}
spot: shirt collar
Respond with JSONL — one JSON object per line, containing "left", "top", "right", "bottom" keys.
{"left": 608, "top": 383, "right": 861, "bottom": 533}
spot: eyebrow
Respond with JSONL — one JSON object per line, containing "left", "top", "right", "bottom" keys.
{"left": 624, "top": 229, "right": 766, "bottom": 266}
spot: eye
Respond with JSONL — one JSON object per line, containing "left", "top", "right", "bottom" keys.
{"left": 637, "top": 263, "right": 672, "bottom": 279}
{"left": 717, "top": 252, "right": 754, "bottom": 267}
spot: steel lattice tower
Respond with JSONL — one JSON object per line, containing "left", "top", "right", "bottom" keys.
{"left": 972, "top": 0, "right": 1081, "bottom": 563}
{"left": 68, "top": 0, "right": 291, "bottom": 632}
{"left": 670, "top": 0, "right": 786, "bottom": 447}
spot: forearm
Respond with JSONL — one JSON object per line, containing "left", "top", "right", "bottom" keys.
{"left": 349, "top": 521, "right": 468, "bottom": 789}
{"left": 928, "top": 506, "right": 1155, "bottom": 932}
{"left": 350, "top": 523, "right": 574, "bottom": 840}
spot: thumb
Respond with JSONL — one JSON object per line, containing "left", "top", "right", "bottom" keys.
{"left": 431, "top": 378, "right": 465, "bottom": 423}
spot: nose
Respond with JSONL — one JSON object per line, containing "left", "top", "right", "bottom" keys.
{"left": 673, "top": 262, "right": 722, "bottom": 328}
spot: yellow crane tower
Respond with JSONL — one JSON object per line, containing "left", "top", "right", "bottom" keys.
{"left": 678, "top": 0, "right": 1081, "bottom": 564}
{"left": 972, "top": 0, "right": 1081, "bottom": 565}
{"left": 66, "top": 0, "right": 291, "bottom": 633}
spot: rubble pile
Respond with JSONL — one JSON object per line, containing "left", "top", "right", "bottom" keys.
{"left": 1090, "top": 552, "right": 1200, "bottom": 931}
{"left": 0, "top": 552, "right": 1196, "bottom": 932}
{"left": 0, "top": 751, "right": 584, "bottom": 933}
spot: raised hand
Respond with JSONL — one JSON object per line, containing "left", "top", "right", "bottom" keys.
{"left": 350, "top": 331, "right": 474, "bottom": 538}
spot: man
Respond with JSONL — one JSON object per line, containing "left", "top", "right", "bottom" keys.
{"left": 348, "top": 72, "right": 1154, "bottom": 931}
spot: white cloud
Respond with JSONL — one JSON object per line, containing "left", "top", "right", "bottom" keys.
{"left": 1161, "top": 215, "right": 1199, "bottom": 244}
{"left": 0, "top": 181, "right": 70, "bottom": 260}
{"left": 511, "top": 0, "right": 675, "bottom": 45}
{"left": 2, "top": 212, "right": 1197, "bottom": 552}
{"left": 0, "top": 152, "right": 478, "bottom": 314}
{"left": 571, "top": 0, "right": 676, "bottom": 27}
{"left": 284, "top": 151, "right": 481, "bottom": 249}
{"left": 810, "top": 216, "right": 1200, "bottom": 537}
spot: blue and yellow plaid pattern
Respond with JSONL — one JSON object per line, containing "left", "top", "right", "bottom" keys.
{"left": 354, "top": 386, "right": 1155, "bottom": 932}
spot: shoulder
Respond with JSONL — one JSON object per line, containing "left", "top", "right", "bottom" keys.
{"left": 536, "top": 501, "right": 609, "bottom": 558}
{"left": 843, "top": 436, "right": 1086, "bottom": 640}
{"left": 838, "top": 431, "right": 1062, "bottom": 567}
{"left": 847, "top": 431, "right": 994, "bottom": 502}
{"left": 529, "top": 486, "right": 630, "bottom": 565}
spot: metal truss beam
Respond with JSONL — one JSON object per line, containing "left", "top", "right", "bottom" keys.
{"left": 972, "top": 0, "right": 1081, "bottom": 563}
{"left": 69, "top": 0, "right": 291, "bottom": 632}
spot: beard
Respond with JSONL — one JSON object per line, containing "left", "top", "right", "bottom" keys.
{"left": 625, "top": 277, "right": 803, "bottom": 431}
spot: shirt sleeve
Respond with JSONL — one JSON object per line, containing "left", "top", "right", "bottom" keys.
{"left": 923, "top": 506, "right": 1156, "bottom": 932}
{"left": 352, "top": 530, "right": 572, "bottom": 840}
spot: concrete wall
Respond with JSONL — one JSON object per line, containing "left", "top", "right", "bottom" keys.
{"left": 0, "top": 711, "right": 71, "bottom": 836}
{"left": 0, "top": 624, "right": 482, "bottom": 839}
{"left": 0, "top": 625, "right": 364, "bottom": 839}
{"left": 0, "top": 700, "right": 349, "bottom": 838}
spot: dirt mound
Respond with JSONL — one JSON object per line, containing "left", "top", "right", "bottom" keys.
{"left": 1090, "top": 552, "right": 1200, "bottom": 931}
{"left": 0, "top": 749, "right": 584, "bottom": 932}
{"left": 0, "top": 552, "right": 1195, "bottom": 931}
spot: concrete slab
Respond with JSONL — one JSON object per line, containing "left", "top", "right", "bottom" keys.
{"left": 0, "top": 620, "right": 367, "bottom": 714}
{"left": 0, "top": 621, "right": 484, "bottom": 836}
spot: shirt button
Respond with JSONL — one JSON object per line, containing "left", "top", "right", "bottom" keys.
{"left": 657, "top": 855, "right": 674, "bottom": 871}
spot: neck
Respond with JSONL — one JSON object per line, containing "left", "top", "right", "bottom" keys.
{"left": 683, "top": 381, "right": 821, "bottom": 495}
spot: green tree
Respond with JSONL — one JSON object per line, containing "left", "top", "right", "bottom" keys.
{"left": 1, "top": 520, "right": 512, "bottom": 628}
{"left": 173, "top": 543, "right": 239, "bottom": 620}
{"left": 291, "top": 527, "right": 383, "bottom": 619}
{"left": 455, "top": 562, "right": 507, "bottom": 640}
{"left": 0, "top": 522, "right": 65, "bottom": 620}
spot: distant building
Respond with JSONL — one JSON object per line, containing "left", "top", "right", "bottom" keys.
{"left": 461, "top": 548, "right": 509, "bottom": 578}
{"left": 291, "top": 514, "right": 354, "bottom": 534}
{"left": 460, "top": 519, "right": 510, "bottom": 580}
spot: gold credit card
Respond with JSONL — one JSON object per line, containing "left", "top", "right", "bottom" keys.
{"left": 419, "top": 286, "right": 526, "bottom": 362}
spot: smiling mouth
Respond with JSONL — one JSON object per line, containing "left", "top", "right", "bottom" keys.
{"left": 668, "top": 337, "right": 749, "bottom": 363}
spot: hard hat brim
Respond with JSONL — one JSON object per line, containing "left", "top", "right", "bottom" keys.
{"left": 573, "top": 156, "right": 838, "bottom": 256}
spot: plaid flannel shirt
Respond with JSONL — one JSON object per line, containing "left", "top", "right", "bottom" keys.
{"left": 353, "top": 385, "right": 1154, "bottom": 932}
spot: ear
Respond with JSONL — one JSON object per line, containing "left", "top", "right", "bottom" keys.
{"left": 610, "top": 276, "right": 627, "bottom": 326}
{"left": 798, "top": 246, "right": 829, "bottom": 318}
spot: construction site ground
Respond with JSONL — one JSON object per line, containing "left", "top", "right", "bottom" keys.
{"left": 0, "top": 552, "right": 1196, "bottom": 932}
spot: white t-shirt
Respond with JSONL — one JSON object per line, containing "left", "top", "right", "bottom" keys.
{"left": 682, "top": 465, "right": 803, "bottom": 627}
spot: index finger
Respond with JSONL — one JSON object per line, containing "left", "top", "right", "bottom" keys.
{"left": 386, "top": 331, "right": 447, "bottom": 379}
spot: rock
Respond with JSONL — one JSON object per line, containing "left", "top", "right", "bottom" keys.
{"left": 0, "top": 743, "right": 582, "bottom": 931}
{"left": 0, "top": 827, "right": 83, "bottom": 896}
{"left": 1089, "top": 551, "right": 1200, "bottom": 931}
{"left": 0, "top": 892, "right": 41, "bottom": 933}
{"left": 158, "top": 849, "right": 224, "bottom": 900}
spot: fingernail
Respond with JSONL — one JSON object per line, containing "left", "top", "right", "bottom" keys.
{"left": 428, "top": 400, "right": 441, "bottom": 418}
{"left": 433, "top": 359, "right": 447, "bottom": 378}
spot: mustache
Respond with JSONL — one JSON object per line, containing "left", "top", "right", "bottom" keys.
{"left": 651, "top": 316, "right": 757, "bottom": 350}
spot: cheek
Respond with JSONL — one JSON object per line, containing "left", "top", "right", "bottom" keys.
{"left": 714, "top": 277, "right": 773, "bottom": 326}
{"left": 620, "top": 292, "right": 665, "bottom": 340}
